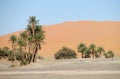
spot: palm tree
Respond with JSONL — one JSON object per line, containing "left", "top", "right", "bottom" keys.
{"left": 17, "top": 38, "right": 25, "bottom": 52}
{"left": 20, "top": 32, "right": 27, "bottom": 40}
{"left": 89, "top": 44, "right": 96, "bottom": 59}
{"left": 32, "top": 25, "right": 45, "bottom": 62}
{"left": 20, "top": 32, "right": 27, "bottom": 51}
{"left": 9, "top": 35, "right": 17, "bottom": 65}
{"left": 77, "top": 43, "right": 87, "bottom": 58}
{"left": 97, "top": 47, "right": 104, "bottom": 57}
{"left": 10, "top": 35, "right": 17, "bottom": 50}
{"left": 83, "top": 48, "right": 91, "bottom": 58}
{"left": 26, "top": 16, "right": 45, "bottom": 62}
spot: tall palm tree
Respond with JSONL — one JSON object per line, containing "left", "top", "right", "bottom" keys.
{"left": 77, "top": 43, "right": 87, "bottom": 58}
{"left": 10, "top": 35, "right": 17, "bottom": 50}
{"left": 26, "top": 16, "right": 45, "bottom": 62}
{"left": 9, "top": 35, "right": 17, "bottom": 65}
{"left": 97, "top": 47, "right": 104, "bottom": 57}
{"left": 89, "top": 44, "right": 96, "bottom": 59}
{"left": 32, "top": 25, "right": 45, "bottom": 62}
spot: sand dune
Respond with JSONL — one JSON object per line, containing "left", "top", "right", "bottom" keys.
{"left": 0, "top": 21, "right": 120, "bottom": 57}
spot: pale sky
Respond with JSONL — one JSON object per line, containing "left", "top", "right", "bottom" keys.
{"left": 0, "top": 0, "right": 120, "bottom": 36}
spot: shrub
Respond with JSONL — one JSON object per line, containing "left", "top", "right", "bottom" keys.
{"left": 20, "top": 60, "right": 28, "bottom": 65}
{"left": 0, "top": 47, "right": 9, "bottom": 59}
{"left": 104, "top": 50, "right": 114, "bottom": 58}
{"left": 7, "top": 50, "right": 15, "bottom": 65}
{"left": 55, "top": 47, "right": 77, "bottom": 59}
{"left": 15, "top": 51, "right": 29, "bottom": 65}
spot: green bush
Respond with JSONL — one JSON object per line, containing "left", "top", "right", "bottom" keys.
{"left": 55, "top": 47, "right": 77, "bottom": 59}
{"left": 20, "top": 60, "right": 28, "bottom": 65}
{"left": 0, "top": 47, "right": 9, "bottom": 59}
{"left": 15, "top": 51, "right": 29, "bottom": 65}
{"left": 7, "top": 50, "right": 15, "bottom": 65}
{"left": 104, "top": 50, "right": 114, "bottom": 58}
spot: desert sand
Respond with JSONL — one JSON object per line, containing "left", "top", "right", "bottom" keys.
{"left": 0, "top": 21, "right": 120, "bottom": 57}
{"left": 0, "top": 58, "right": 120, "bottom": 79}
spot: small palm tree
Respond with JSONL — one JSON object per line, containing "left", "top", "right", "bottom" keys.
{"left": 77, "top": 43, "right": 87, "bottom": 58}
{"left": 89, "top": 44, "right": 96, "bottom": 59}
{"left": 9, "top": 35, "right": 17, "bottom": 63}
{"left": 83, "top": 48, "right": 91, "bottom": 58}
{"left": 20, "top": 32, "right": 27, "bottom": 40}
{"left": 20, "top": 32, "right": 27, "bottom": 51}
{"left": 17, "top": 38, "right": 25, "bottom": 52}
{"left": 97, "top": 47, "right": 105, "bottom": 57}
{"left": 10, "top": 35, "right": 17, "bottom": 50}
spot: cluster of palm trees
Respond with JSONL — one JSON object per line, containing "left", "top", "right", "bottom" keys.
{"left": 8, "top": 16, "right": 45, "bottom": 65}
{"left": 77, "top": 43, "right": 114, "bottom": 58}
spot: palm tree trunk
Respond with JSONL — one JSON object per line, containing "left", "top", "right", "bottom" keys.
{"left": 21, "top": 56, "right": 24, "bottom": 65}
{"left": 25, "top": 45, "right": 27, "bottom": 51}
{"left": 100, "top": 51, "right": 101, "bottom": 57}
{"left": 12, "top": 43, "right": 14, "bottom": 50}
{"left": 28, "top": 53, "right": 32, "bottom": 64}
{"left": 82, "top": 53, "right": 83, "bottom": 58}
{"left": 20, "top": 45, "right": 22, "bottom": 52}
{"left": 28, "top": 47, "right": 30, "bottom": 53}
{"left": 93, "top": 53, "right": 94, "bottom": 59}
{"left": 12, "top": 42, "right": 16, "bottom": 64}
{"left": 28, "top": 44, "right": 32, "bottom": 64}
{"left": 32, "top": 47, "right": 38, "bottom": 62}
{"left": 92, "top": 49, "right": 94, "bottom": 59}
{"left": 31, "top": 24, "right": 35, "bottom": 36}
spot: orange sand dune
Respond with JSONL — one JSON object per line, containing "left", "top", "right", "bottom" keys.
{"left": 0, "top": 21, "right": 120, "bottom": 57}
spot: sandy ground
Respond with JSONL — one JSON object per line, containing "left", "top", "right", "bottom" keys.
{"left": 0, "top": 58, "right": 120, "bottom": 79}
